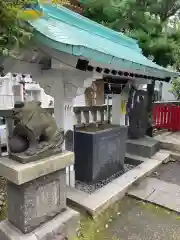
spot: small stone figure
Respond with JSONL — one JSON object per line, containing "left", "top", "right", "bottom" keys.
{"left": 8, "top": 101, "right": 64, "bottom": 163}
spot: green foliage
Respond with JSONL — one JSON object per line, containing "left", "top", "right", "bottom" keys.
{"left": 73, "top": 200, "right": 122, "bottom": 240}
{"left": 169, "top": 78, "right": 180, "bottom": 100}
{"left": 0, "top": 0, "right": 74, "bottom": 58}
{"left": 0, "top": 0, "right": 36, "bottom": 57}
{"left": 82, "top": 0, "right": 180, "bottom": 68}
{"left": 0, "top": 200, "right": 8, "bottom": 221}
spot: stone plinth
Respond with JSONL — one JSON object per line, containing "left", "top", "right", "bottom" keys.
{"left": 0, "top": 151, "right": 73, "bottom": 185}
{"left": 8, "top": 169, "right": 66, "bottom": 233}
{"left": 0, "top": 152, "right": 79, "bottom": 238}
{"left": 126, "top": 137, "right": 159, "bottom": 158}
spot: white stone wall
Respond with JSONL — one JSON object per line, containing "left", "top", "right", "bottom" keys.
{"left": 0, "top": 73, "right": 14, "bottom": 109}
{"left": 73, "top": 94, "right": 86, "bottom": 106}
{"left": 161, "top": 82, "right": 176, "bottom": 101}
{"left": 0, "top": 73, "right": 54, "bottom": 108}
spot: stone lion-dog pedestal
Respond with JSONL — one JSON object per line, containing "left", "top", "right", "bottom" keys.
{"left": 0, "top": 151, "right": 79, "bottom": 240}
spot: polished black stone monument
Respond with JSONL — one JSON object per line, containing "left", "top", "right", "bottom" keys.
{"left": 74, "top": 124, "right": 128, "bottom": 183}
{"left": 127, "top": 88, "right": 148, "bottom": 139}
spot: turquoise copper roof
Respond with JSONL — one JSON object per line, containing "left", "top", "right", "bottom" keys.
{"left": 29, "top": 4, "right": 178, "bottom": 79}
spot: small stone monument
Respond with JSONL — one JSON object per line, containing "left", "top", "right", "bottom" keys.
{"left": 127, "top": 89, "right": 148, "bottom": 139}
{"left": 0, "top": 101, "right": 79, "bottom": 240}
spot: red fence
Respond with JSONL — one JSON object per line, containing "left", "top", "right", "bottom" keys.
{"left": 153, "top": 104, "right": 180, "bottom": 131}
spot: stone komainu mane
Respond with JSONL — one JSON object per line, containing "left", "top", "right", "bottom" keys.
{"left": 8, "top": 101, "right": 64, "bottom": 163}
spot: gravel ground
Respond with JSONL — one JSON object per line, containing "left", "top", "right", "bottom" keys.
{"left": 75, "top": 164, "right": 134, "bottom": 194}
{"left": 0, "top": 177, "right": 7, "bottom": 219}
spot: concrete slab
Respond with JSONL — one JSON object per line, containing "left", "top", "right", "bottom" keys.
{"left": 155, "top": 132, "right": 180, "bottom": 144}
{"left": 67, "top": 157, "right": 165, "bottom": 217}
{"left": 150, "top": 161, "right": 180, "bottom": 186}
{"left": 154, "top": 132, "right": 180, "bottom": 152}
{"left": 0, "top": 220, "right": 37, "bottom": 240}
{"left": 0, "top": 208, "right": 79, "bottom": 240}
{"left": 128, "top": 177, "right": 180, "bottom": 213}
{"left": 152, "top": 150, "right": 171, "bottom": 163}
{"left": 167, "top": 150, "right": 180, "bottom": 161}
{"left": 107, "top": 197, "right": 180, "bottom": 240}
{"left": 150, "top": 148, "right": 180, "bottom": 162}
{"left": 0, "top": 151, "right": 74, "bottom": 185}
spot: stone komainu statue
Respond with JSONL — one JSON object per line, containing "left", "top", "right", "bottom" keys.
{"left": 8, "top": 101, "right": 64, "bottom": 163}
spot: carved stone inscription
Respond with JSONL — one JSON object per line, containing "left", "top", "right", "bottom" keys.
{"left": 34, "top": 181, "right": 60, "bottom": 218}
{"left": 74, "top": 126, "right": 127, "bottom": 183}
{"left": 93, "top": 127, "right": 127, "bottom": 181}
{"left": 8, "top": 169, "right": 66, "bottom": 233}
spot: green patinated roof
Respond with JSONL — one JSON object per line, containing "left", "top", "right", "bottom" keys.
{"left": 29, "top": 4, "right": 178, "bottom": 79}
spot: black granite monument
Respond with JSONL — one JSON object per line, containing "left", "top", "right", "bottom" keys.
{"left": 126, "top": 87, "right": 148, "bottom": 139}
{"left": 74, "top": 124, "right": 127, "bottom": 183}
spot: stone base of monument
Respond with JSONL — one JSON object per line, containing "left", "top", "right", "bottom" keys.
{"left": 126, "top": 136, "right": 160, "bottom": 158}
{"left": 0, "top": 151, "right": 79, "bottom": 240}
{"left": 9, "top": 147, "right": 63, "bottom": 164}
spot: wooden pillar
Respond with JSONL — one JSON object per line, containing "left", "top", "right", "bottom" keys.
{"left": 84, "top": 79, "right": 104, "bottom": 106}
{"left": 85, "top": 87, "right": 93, "bottom": 106}
{"left": 93, "top": 79, "right": 104, "bottom": 105}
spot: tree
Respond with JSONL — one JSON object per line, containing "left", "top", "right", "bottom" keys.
{"left": 0, "top": 0, "right": 34, "bottom": 57}
{"left": 82, "top": 0, "right": 180, "bottom": 68}
{"left": 0, "top": 0, "right": 74, "bottom": 59}
{"left": 149, "top": 0, "right": 180, "bottom": 22}
{"left": 170, "top": 78, "right": 180, "bottom": 100}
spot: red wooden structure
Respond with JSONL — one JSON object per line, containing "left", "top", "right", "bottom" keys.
{"left": 153, "top": 104, "right": 180, "bottom": 131}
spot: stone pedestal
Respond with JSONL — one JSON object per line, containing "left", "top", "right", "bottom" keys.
{"left": 8, "top": 169, "right": 66, "bottom": 233}
{"left": 126, "top": 137, "right": 160, "bottom": 158}
{"left": 0, "top": 151, "right": 80, "bottom": 239}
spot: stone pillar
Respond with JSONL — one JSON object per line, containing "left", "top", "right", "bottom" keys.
{"left": 0, "top": 152, "right": 80, "bottom": 240}
{"left": 35, "top": 69, "right": 94, "bottom": 188}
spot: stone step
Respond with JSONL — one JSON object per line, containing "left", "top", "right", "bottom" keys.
{"left": 154, "top": 132, "right": 180, "bottom": 153}
{"left": 166, "top": 150, "right": 180, "bottom": 161}
{"left": 125, "top": 153, "right": 149, "bottom": 166}
{"left": 126, "top": 137, "right": 160, "bottom": 158}
{"left": 125, "top": 150, "right": 170, "bottom": 166}
{"left": 127, "top": 177, "right": 180, "bottom": 213}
